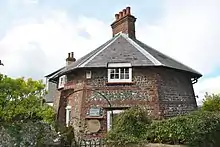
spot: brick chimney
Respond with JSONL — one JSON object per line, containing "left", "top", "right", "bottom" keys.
{"left": 66, "top": 52, "right": 76, "bottom": 66}
{"left": 111, "top": 7, "right": 137, "bottom": 39}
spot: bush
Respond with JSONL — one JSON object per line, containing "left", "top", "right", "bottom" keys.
{"left": 58, "top": 126, "right": 76, "bottom": 146}
{"left": 106, "top": 107, "right": 220, "bottom": 147}
{"left": 145, "top": 111, "right": 220, "bottom": 147}
{"left": 202, "top": 93, "right": 220, "bottom": 112}
{"left": 0, "top": 121, "right": 58, "bottom": 147}
{"left": 106, "top": 107, "right": 151, "bottom": 146}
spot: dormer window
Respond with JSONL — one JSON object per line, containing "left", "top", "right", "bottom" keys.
{"left": 107, "top": 63, "right": 132, "bottom": 83}
{"left": 58, "top": 75, "right": 66, "bottom": 89}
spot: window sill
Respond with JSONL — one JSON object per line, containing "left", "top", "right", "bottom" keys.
{"left": 85, "top": 116, "right": 104, "bottom": 119}
{"left": 106, "top": 81, "right": 135, "bottom": 85}
{"left": 57, "top": 86, "right": 64, "bottom": 90}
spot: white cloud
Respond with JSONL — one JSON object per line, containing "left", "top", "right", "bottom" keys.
{"left": 0, "top": 0, "right": 219, "bottom": 105}
{"left": 0, "top": 11, "right": 111, "bottom": 79}
{"left": 9, "top": 0, "right": 39, "bottom": 5}
{"left": 136, "top": 0, "right": 220, "bottom": 104}
{"left": 194, "top": 76, "right": 220, "bottom": 105}
{"left": 137, "top": 0, "right": 220, "bottom": 75}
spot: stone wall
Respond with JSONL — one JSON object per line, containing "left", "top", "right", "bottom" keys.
{"left": 157, "top": 68, "right": 197, "bottom": 117}
{"left": 85, "top": 67, "right": 161, "bottom": 117}
{"left": 57, "top": 67, "right": 197, "bottom": 139}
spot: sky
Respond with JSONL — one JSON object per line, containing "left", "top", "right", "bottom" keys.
{"left": 0, "top": 0, "right": 219, "bottom": 105}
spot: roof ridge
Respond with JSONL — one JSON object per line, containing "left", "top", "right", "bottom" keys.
{"left": 120, "top": 33, "right": 162, "bottom": 66}
{"left": 78, "top": 34, "right": 121, "bottom": 68}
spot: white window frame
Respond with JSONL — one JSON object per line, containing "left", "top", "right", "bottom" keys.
{"left": 47, "top": 102, "right": 53, "bottom": 106}
{"left": 107, "top": 110, "right": 124, "bottom": 131}
{"left": 65, "top": 106, "right": 71, "bottom": 127}
{"left": 58, "top": 75, "right": 66, "bottom": 89}
{"left": 86, "top": 71, "right": 92, "bottom": 79}
{"left": 107, "top": 63, "right": 132, "bottom": 83}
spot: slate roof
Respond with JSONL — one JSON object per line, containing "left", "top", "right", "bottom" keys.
{"left": 45, "top": 67, "right": 65, "bottom": 82}
{"left": 52, "top": 33, "right": 201, "bottom": 78}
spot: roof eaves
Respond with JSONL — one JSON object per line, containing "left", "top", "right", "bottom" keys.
{"left": 45, "top": 67, "right": 65, "bottom": 78}
{"left": 121, "top": 33, "right": 163, "bottom": 66}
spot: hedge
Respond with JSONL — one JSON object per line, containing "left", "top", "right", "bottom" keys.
{"left": 146, "top": 111, "right": 220, "bottom": 146}
{"left": 106, "top": 107, "right": 220, "bottom": 147}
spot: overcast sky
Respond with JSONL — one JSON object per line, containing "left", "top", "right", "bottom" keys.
{"left": 0, "top": 0, "right": 219, "bottom": 105}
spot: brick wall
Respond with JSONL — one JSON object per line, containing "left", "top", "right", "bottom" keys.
{"left": 58, "top": 67, "right": 197, "bottom": 139}
{"left": 85, "top": 67, "right": 161, "bottom": 116}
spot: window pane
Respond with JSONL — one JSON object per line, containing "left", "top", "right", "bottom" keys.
{"left": 115, "top": 68, "right": 119, "bottom": 73}
{"left": 110, "top": 69, "right": 115, "bottom": 74}
{"left": 125, "top": 73, "right": 129, "bottom": 79}
{"left": 121, "top": 68, "right": 125, "bottom": 73}
{"left": 115, "top": 74, "right": 119, "bottom": 79}
{"left": 69, "top": 110, "right": 71, "bottom": 124}
{"left": 110, "top": 74, "right": 115, "bottom": 79}
{"left": 125, "top": 68, "right": 129, "bottom": 73}
{"left": 120, "top": 73, "right": 125, "bottom": 79}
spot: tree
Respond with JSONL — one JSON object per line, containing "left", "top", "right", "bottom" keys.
{"left": 0, "top": 74, "right": 55, "bottom": 124}
{"left": 0, "top": 74, "right": 58, "bottom": 146}
{"left": 202, "top": 92, "right": 220, "bottom": 112}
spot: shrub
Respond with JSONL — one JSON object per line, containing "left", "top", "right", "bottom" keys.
{"left": 106, "top": 107, "right": 151, "bottom": 146}
{"left": 0, "top": 121, "right": 58, "bottom": 147}
{"left": 202, "top": 93, "right": 220, "bottom": 112}
{"left": 146, "top": 110, "right": 220, "bottom": 147}
{"left": 59, "top": 126, "right": 76, "bottom": 146}
{"left": 106, "top": 107, "right": 220, "bottom": 147}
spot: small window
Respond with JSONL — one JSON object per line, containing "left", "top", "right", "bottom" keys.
{"left": 66, "top": 106, "right": 71, "bottom": 127}
{"left": 108, "top": 63, "right": 132, "bottom": 83}
{"left": 86, "top": 71, "right": 92, "bottom": 79}
{"left": 58, "top": 75, "right": 66, "bottom": 89}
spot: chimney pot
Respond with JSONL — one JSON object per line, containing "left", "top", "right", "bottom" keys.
{"left": 66, "top": 52, "right": 76, "bottom": 66}
{"left": 115, "top": 14, "right": 119, "bottom": 20}
{"left": 111, "top": 6, "right": 136, "bottom": 39}
{"left": 119, "top": 11, "right": 123, "bottom": 18}
{"left": 126, "top": 7, "right": 131, "bottom": 15}
{"left": 123, "top": 9, "right": 126, "bottom": 16}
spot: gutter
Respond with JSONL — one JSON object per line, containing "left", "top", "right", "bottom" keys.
{"left": 191, "top": 78, "right": 198, "bottom": 84}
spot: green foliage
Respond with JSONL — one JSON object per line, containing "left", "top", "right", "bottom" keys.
{"left": 58, "top": 126, "right": 76, "bottom": 146}
{"left": 145, "top": 110, "right": 220, "bottom": 147}
{"left": 106, "top": 107, "right": 151, "bottom": 146}
{"left": 106, "top": 107, "right": 220, "bottom": 147}
{"left": 0, "top": 74, "right": 58, "bottom": 146}
{"left": 0, "top": 74, "right": 55, "bottom": 124}
{"left": 0, "top": 121, "right": 58, "bottom": 147}
{"left": 202, "top": 92, "right": 220, "bottom": 112}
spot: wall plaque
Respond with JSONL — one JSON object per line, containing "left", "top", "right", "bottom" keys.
{"left": 89, "top": 108, "right": 101, "bottom": 117}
